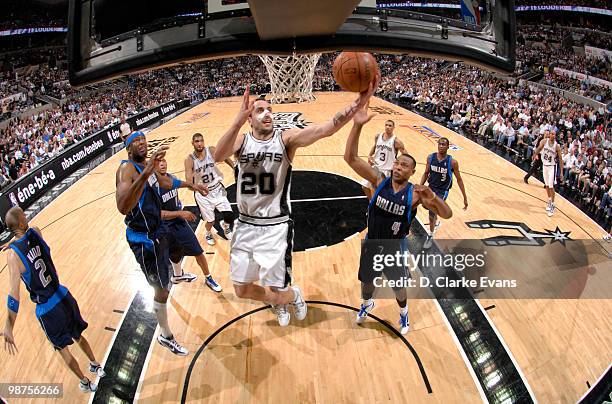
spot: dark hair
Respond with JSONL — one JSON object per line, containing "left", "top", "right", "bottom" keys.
{"left": 386, "top": 120, "right": 395, "bottom": 126}
{"left": 192, "top": 133, "right": 203, "bottom": 141}
{"left": 439, "top": 137, "right": 450, "bottom": 145}
{"left": 399, "top": 153, "right": 417, "bottom": 168}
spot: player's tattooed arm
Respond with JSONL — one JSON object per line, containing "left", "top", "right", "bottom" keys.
{"left": 215, "top": 87, "right": 252, "bottom": 162}
{"left": 284, "top": 74, "right": 379, "bottom": 150}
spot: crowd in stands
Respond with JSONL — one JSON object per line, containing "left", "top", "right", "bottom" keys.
{"left": 0, "top": 5, "right": 611, "bottom": 226}
{"left": 374, "top": 55, "right": 610, "bottom": 227}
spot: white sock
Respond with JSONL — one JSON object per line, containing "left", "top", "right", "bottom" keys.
{"left": 153, "top": 301, "right": 172, "bottom": 339}
{"left": 171, "top": 261, "right": 182, "bottom": 277}
{"left": 206, "top": 229, "right": 212, "bottom": 236}
{"left": 362, "top": 298, "right": 374, "bottom": 307}
{"left": 400, "top": 306, "right": 408, "bottom": 315}
{"left": 222, "top": 221, "right": 230, "bottom": 230}
{"left": 90, "top": 361, "right": 99, "bottom": 367}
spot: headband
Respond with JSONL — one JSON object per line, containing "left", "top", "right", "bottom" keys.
{"left": 125, "top": 131, "right": 145, "bottom": 147}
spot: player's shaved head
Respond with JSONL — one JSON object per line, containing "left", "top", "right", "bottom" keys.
{"left": 192, "top": 133, "right": 203, "bottom": 141}
{"left": 5, "top": 207, "right": 27, "bottom": 232}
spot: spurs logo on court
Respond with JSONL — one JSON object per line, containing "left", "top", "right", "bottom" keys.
{"left": 467, "top": 220, "right": 572, "bottom": 247}
{"left": 146, "top": 137, "right": 179, "bottom": 158}
{"left": 272, "top": 112, "right": 310, "bottom": 130}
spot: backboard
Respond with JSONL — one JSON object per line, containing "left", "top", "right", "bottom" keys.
{"left": 68, "top": 0, "right": 515, "bottom": 86}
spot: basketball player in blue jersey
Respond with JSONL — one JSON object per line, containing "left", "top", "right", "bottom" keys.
{"left": 116, "top": 131, "right": 208, "bottom": 356}
{"left": 214, "top": 80, "right": 377, "bottom": 327}
{"left": 156, "top": 158, "right": 222, "bottom": 292}
{"left": 1, "top": 207, "right": 105, "bottom": 392}
{"left": 344, "top": 103, "right": 453, "bottom": 334}
{"left": 420, "top": 137, "right": 468, "bottom": 249}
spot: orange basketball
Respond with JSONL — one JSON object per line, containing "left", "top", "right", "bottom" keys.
{"left": 332, "top": 52, "right": 379, "bottom": 93}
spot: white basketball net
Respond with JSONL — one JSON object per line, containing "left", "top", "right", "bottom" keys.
{"left": 259, "top": 53, "right": 321, "bottom": 104}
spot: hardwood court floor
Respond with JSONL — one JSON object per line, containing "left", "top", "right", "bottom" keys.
{"left": 0, "top": 92, "right": 610, "bottom": 403}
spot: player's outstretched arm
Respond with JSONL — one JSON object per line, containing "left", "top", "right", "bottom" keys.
{"left": 344, "top": 102, "right": 379, "bottom": 186}
{"left": 214, "top": 86, "right": 253, "bottom": 163}
{"left": 116, "top": 146, "right": 168, "bottom": 215}
{"left": 209, "top": 146, "right": 235, "bottom": 168}
{"left": 414, "top": 184, "right": 452, "bottom": 219}
{"left": 3, "top": 250, "right": 22, "bottom": 355}
{"left": 284, "top": 75, "right": 379, "bottom": 151}
{"left": 452, "top": 159, "right": 468, "bottom": 210}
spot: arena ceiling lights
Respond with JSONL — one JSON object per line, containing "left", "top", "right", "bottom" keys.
{"left": 68, "top": 0, "right": 515, "bottom": 86}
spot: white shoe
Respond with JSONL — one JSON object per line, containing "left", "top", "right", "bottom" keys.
{"left": 604, "top": 234, "right": 611, "bottom": 242}
{"left": 423, "top": 236, "right": 433, "bottom": 250}
{"left": 205, "top": 233, "right": 215, "bottom": 246}
{"left": 272, "top": 304, "right": 290, "bottom": 327}
{"left": 89, "top": 362, "right": 106, "bottom": 378}
{"left": 204, "top": 275, "right": 222, "bottom": 292}
{"left": 356, "top": 300, "right": 375, "bottom": 324}
{"left": 291, "top": 286, "right": 307, "bottom": 321}
{"left": 79, "top": 379, "right": 97, "bottom": 393}
{"left": 399, "top": 312, "right": 410, "bottom": 335}
{"left": 171, "top": 272, "right": 198, "bottom": 284}
{"left": 547, "top": 204, "right": 554, "bottom": 217}
{"left": 157, "top": 334, "right": 189, "bottom": 356}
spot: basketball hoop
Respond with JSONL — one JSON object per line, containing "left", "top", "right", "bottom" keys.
{"left": 258, "top": 53, "right": 321, "bottom": 104}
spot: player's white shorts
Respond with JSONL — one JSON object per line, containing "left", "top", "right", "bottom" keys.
{"left": 230, "top": 220, "right": 293, "bottom": 288}
{"left": 361, "top": 168, "right": 391, "bottom": 189}
{"left": 543, "top": 164, "right": 556, "bottom": 188}
{"left": 195, "top": 184, "right": 232, "bottom": 223}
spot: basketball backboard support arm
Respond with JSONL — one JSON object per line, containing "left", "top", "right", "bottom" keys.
{"left": 68, "top": 0, "right": 515, "bottom": 86}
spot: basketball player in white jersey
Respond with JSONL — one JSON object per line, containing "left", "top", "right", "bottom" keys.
{"left": 214, "top": 80, "right": 378, "bottom": 326}
{"left": 533, "top": 130, "right": 563, "bottom": 216}
{"left": 184, "top": 133, "right": 236, "bottom": 245}
{"left": 362, "top": 120, "right": 406, "bottom": 200}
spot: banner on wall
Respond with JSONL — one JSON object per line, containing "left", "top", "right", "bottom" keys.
{"left": 0, "top": 99, "right": 189, "bottom": 227}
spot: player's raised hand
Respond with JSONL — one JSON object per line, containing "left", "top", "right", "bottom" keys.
{"left": 1, "top": 329, "right": 18, "bottom": 355}
{"left": 144, "top": 145, "right": 169, "bottom": 175}
{"left": 354, "top": 100, "right": 376, "bottom": 126}
{"left": 355, "top": 71, "right": 380, "bottom": 108}
{"left": 235, "top": 85, "right": 254, "bottom": 125}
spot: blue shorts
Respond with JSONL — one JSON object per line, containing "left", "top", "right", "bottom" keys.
{"left": 430, "top": 186, "right": 450, "bottom": 201}
{"left": 38, "top": 291, "right": 88, "bottom": 350}
{"left": 128, "top": 231, "right": 172, "bottom": 290}
{"left": 166, "top": 219, "right": 204, "bottom": 259}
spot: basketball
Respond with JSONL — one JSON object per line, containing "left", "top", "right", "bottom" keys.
{"left": 332, "top": 51, "right": 379, "bottom": 93}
